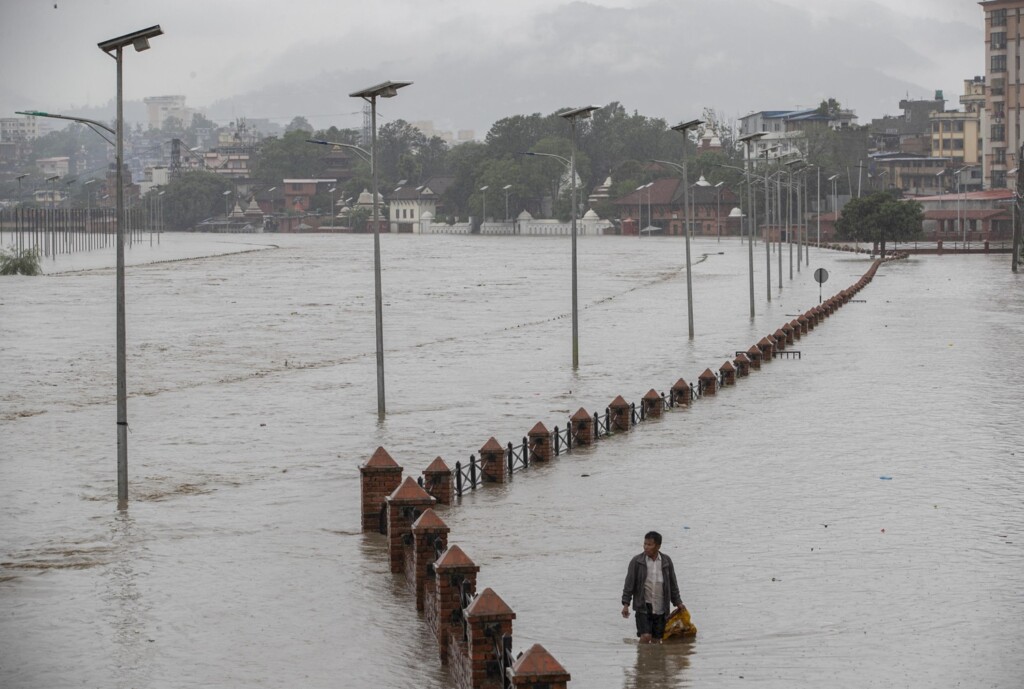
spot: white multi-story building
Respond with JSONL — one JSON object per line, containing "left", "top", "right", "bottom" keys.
{"left": 0, "top": 115, "right": 40, "bottom": 142}
{"left": 144, "top": 95, "right": 192, "bottom": 130}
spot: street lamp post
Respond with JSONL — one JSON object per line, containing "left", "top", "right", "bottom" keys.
{"left": 349, "top": 80, "right": 411, "bottom": 417}
{"left": 559, "top": 105, "right": 600, "bottom": 368}
{"left": 503, "top": 184, "right": 512, "bottom": 223}
{"left": 739, "top": 132, "right": 766, "bottom": 318}
{"left": 479, "top": 185, "right": 489, "bottom": 225}
{"left": 95, "top": 24, "right": 164, "bottom": 510}
{"left": 672, "top": 119, "right": 703, "bottom": 340}
{"left": 714, "top": 181, "right": 724, "bottom": 242}
{"left": 828, "top": 173, "right": 839, "bottom": 247}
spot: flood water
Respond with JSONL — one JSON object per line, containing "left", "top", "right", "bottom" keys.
{"left": 2, "top": 233, "right": 1022, "bottom": 688}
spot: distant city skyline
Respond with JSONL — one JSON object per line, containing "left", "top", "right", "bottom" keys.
{"left": 1, "top": 0, "right": 983, "bottom": 137}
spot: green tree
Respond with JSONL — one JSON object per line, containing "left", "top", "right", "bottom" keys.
{"left": 377, "top": 119, "right": 428, "bottom": 184}
{"left": 251, "top": 130, "right": 324, "bottom": 186}
{"left": 285, "top": 116, "right": 313, "bottom": 134}
{"left": 159, "top": 170, "right": 232, "bottom": 230}
{"left": 835, "top": 191, "right": 922, "bottom": 255}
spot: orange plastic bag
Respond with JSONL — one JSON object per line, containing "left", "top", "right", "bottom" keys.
{"left": 662, "top": 607, "right": 697, "bottom": 640}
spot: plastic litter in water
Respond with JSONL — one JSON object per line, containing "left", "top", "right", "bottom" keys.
{"left": 879, "top": 476, "right": 893, "bottom": 480}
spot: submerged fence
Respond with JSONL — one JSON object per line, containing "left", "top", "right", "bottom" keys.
{"left": 0, "top": 206, "right": 161, "bottom": 259}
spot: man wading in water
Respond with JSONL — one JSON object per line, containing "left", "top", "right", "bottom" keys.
{"left": 621, "top": 531, "right": 685, "bottom": 644}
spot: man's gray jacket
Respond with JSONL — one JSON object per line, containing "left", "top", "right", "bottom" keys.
{"left": 621, "top": 552, "right": 682, "bottom": 612}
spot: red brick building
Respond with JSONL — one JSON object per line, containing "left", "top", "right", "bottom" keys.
{"left": 613, "top": 177, "right": 740, "bottom": 237}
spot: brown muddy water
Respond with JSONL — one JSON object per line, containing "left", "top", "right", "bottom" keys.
{"left": 1, "top": 233, "right": 1022, "bottom": 688}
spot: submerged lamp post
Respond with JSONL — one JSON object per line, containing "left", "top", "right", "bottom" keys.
{"left": 738, "top": 132, "right": 766, "bottom": 318}
{"left": 503, "top": 184, "right": 512, "bottom": 222}
{"left": 479, "top": 185, "right": 489, "bottom": 224}
{"left": 558, "top": 105, "right": 600, "bottom": 369}
{"left": 96, "top": 24, "right": 164, "bottom": 510}
{"left": 348, "top": 80, "right": 411, "bottom": 418}
{"left": 671, "top": 118, "right": 703, "bottom": 339}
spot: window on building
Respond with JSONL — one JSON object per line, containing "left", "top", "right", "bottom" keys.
{"left": 993, "top": 171, "right": 1007, "bottom": 188}
{"left": 955, "top": 121, "right": 964, "bottom": 132}
{"left": 992, "top": 31, "right": 1007, "bottom": 49}
{"left": 992, "top": 124, "right": 1006, "bottom": 141}
{"left": 995, "top": 148, "right": 1007, "bottom": 164}
{"left": 952, "top": 139, "right": 964, "bottom": 150}
{"left": 992, "top": 54, "right": 1007, "bottom": 72}
{"left": 932, "top": 122, "right": 940, "bottom": 133}
{"left": 992, "top": 8, "right": 1007, "bottom": 26}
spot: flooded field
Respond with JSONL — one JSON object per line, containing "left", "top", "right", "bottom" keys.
{"left": 2, "top": 233, "right": 1022, "bottom": 688}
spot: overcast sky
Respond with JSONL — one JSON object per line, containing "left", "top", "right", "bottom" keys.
{"left": 0, "top": 0, "right": 984, "bottom": 137}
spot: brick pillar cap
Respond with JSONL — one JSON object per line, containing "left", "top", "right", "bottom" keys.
{"left": 362, "top": 446, "right": 401, "bottom": 471}
{"left": 758, "top": 337, "right": 773, "bottom": 346}
{"left": 412, "top": 507, "right": 449, "bottom": 532}
{"left": 790, "top": 320, "right": 801, "bottom": 328}
{"left": 699, "top": 368, "right": 717, "bottom": 380}
{"left": 797, "top": 315, "right": 809, "bottom": 322}
{"left": 571, "top": 408, "right": 591, "bottom": 421}
{"left": 734, "top": 353, "right": 749, "bottom": 363}
{"left": 387, "top": 476, "right": 437, "bottom": 505}
{"left": 671, "top": 378, "right": 689, "bottom": 389}
{"left": 747, "top": 345, "right": 761, "bottom": 356}
{"left": 720, "top": 360, "right": 735, "bottom": 372}
{"left": 465, "top": 587, "right": 517, "bottom": 621}
{"left": 609, "top": 395, "right": 629, "bottom": 409}
{"left": 528, "top": 421, "right": 550, "bottom": 435}
{"left": 423, "top": 456, "right": 451, "bottom": 474}
{"left": 773, "top": 329, "right": 786, "bottom": 339}
{"left": 435, "top": 544, "right": 479, "bottom": 571}
{"left": 643, "top": 389, "right": 661, "bottom": 401}
{"left": 480, "top": 437, "right": 504, "bottom": 454}
{"left": 511, "top": 643, "right": 570, "bottom": 680}
{"left": 781, "top": 323, "right": 793, "bottom": 331}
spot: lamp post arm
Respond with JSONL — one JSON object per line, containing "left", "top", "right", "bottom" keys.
{"left": 518, "top": 150, "right": 571, "bottom": 169}
{"left": 306, "top": 138, "right": 373, "bottom": 166}
{"left": 17, "top": 110, "right": 116, "bottom": 145}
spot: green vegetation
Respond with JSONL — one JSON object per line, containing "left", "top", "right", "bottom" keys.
{"left": 835, "top": 191, "right": 923, "bottom": 255}
{"left": 0, "top": 246, "right": 42, "bottom": 275}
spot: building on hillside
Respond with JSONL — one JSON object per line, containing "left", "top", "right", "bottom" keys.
{"left": 868, "top": 152, "right": 952, "bottom": 196}
{"left": 739, "top": 108, "right": 857, "bottom": 161}
{"left": 979, "top": 1, "right": 1024, "bottom": 189}
{"left": 868, "top": 94, "right": 946, "bottom": 154}
{"left": 144, "top": 95, "right": 191, "bottom": 130}
{"left": 611, "top": 176, "right": 739, "bottom": 237}
{"left": 36, "top": 156, "right": 71, "bottom": 178}
{"left": 929, "top": 79, "right": 985, "bottom": 172}
{"left": 389, "top": 176, "right": 454, "bottom": 232}
{"left": 0, "top": 115, "right": 40, "bottom": 142}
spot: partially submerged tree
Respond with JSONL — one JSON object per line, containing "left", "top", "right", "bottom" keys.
{"left": 835, "top": 191, "right": 923, "bottom": 255}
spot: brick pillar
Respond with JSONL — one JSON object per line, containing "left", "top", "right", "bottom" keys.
{"left": 733, "top": 353, "right": 750, "bottom": 377}
{"left": 719, "top": 360, "right": 736, "bottom": 386}
{"left": 758, "top": 337, "right": 774, "bottom": 362}
{"left": 411, "top": 509, "right": 449, "bottom": 612}
{"left": 359, "top": 447, "right": 403, "bottom": 532}
{"left": 797, "top": 315, "right": 809, "bottom": 334}
{"left": 511, "top": 644, "right": 572, "bottom": 688}
{"left": 608, "top": 395, "right": 630, "bottom": 432}
{"left": 789, "top": 319, "right": 802, "bottom": 340}
{"left": 773, "top": 329, "right": 787, "bottom": 351}
{"left": 803, "top": 310, "right": 815, "bottom": 329}
{"left": 465, "top": 588, "right": 516, "bottom": 689}
{"left": 671, "top": 378, "right": 691, "bottom": 406}
{"left": 528, "top": 422, "right": 552, "bottom": 462}
{"left": 641, "top": 389, "right": 663, "bottom": 418}
{"left": 746, "top": 345, "right": 762, "bottom": 370}
{"left": 781, "top": 323, "right": 794, "bottom": 345}
{"left": 422, "top": 456, "right": 453, "bottom": 506}
{"left": 570, "top": 408, "right": 593, "bottom": 445}
{"left": 698, "top": 368, "right": 717, "bottom": 396}
{"left": 478, "top": 437, "right": 506, "bottom": 484}
{"left": 386, "top": 477, "right": 436, "bottom": 574}
{"left": 434, "top": 545, "right": 480, "bottom": 664}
